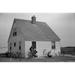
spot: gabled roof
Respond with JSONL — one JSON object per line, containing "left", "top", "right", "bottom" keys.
{"left": 8, "top": 18, "right": 60, "bottom": 41}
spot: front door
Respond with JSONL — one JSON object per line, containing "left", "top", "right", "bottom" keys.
{"left": 32, "top": 41, "right": 36, "bottom": 49}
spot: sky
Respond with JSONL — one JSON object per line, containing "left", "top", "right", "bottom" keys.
{"left": 0, "top": 13, "right": 75, "bottom": 49}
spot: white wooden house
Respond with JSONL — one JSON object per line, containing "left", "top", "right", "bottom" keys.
{"left": 8, "top": 16, "right": 61, "bottom": 58}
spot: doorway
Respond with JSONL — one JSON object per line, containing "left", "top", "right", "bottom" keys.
{"left": 32, "top": 41, "right": 36, "bottom": 49}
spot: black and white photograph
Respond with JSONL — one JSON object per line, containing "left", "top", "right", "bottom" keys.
{"left": 0, "top": 0, "right": 75, "bottom": 75}
{"left": 0, "top": 13, "right": 75, "bottom": 62}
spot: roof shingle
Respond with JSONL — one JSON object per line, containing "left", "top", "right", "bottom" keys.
{"left": 8, "top": 18, "right": 60, "bottom": 41}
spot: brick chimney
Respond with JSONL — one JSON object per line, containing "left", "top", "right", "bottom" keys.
{"left": 31, "top": 16, "right": 36, "bottom": 24}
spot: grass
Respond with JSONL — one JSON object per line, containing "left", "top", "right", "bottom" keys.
{"left": 0, "top": 55, "right": 75, "bottom": 62}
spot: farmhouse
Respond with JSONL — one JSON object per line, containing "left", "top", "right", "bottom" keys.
{"left": 8, "top": 16, "right": 61, "bottom": 58}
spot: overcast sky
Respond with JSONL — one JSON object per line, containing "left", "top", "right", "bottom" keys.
{"left": 0, "top": 13, "right": 75, "bottom": 48}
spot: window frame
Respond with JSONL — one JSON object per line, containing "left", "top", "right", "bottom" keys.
{"left": 10, "top": 43, "right": 12, "bottom": 51}
{"left": 19, "top": 41, "right": 21, "bottom": 50}
{"left": 13, "top": 31, "right": 17, "bottom": 36}
{"left": 19, "top": 46, "right": 21, "bottom": 50}
{"left": 14, "top": 42, "right": 16, "bottom": 47}
{"left": 51, "top": 41, "right": 56, "bottom": 49}
{"left": 13, "top": 28, "right": 17, "bottom": 36}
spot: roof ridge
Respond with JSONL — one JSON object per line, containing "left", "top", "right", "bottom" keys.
{"left": 14, "top": 18, "right": 47, "bottom": 24}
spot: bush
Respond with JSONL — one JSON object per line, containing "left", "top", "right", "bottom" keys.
{"left": 27, "top": 50, "right": 37, "bottom": 58}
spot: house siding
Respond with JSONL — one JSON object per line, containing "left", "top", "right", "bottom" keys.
{"left": 36, "top": 41, "right": 51, "bottom": 57}
{"left": 25, "top": 41, "right": 32, "bottom": 58}
{"left": 24, "top": 41, "right": 61, "bottom": 58}
{"left": 8, "top": 35, "right": 25, "bottom": 57}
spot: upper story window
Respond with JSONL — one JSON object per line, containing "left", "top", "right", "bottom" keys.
{"left": 13, "top": 32, "right": 17, "bottom": 36}
{"left": 52, "top": 41, "right": 56, "bottom": 49}
{"left": 13, "top": 28, "right": 17, "bottom": 36}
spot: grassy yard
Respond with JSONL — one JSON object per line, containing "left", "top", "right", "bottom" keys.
{"left": 0, "top": 55, "right": 75, "bottom": 62}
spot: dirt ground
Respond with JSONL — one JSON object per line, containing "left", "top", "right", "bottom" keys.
{"left": 0, "top": 55, "right": 75, "bottom": 62}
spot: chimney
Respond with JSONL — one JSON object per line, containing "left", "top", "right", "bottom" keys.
{"left": 31, "top": 15, "right": 36, "bottom": 24}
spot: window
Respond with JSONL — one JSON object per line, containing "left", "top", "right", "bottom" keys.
{"left": 10, "top": 46, "right": 12, "bottom": 50}
{"left": 14, "top": 32, "right": 17, "bottom": 36}
{"left": 19, "top": 41, "right": 21, "bottom": 50}
{"left": 13, "top": 28, "right": 17, "bottom": 36}
{"left": 19, "top": 46, "right": 21, "bottom": 50}
{"left": 52, "top": 41, "right": 56, "bottom": 49}
{"left": 14, "top": 42, "right": 16, "bottom": 47}
{"left": 13, "top": 32, "right": 17, "bottom": 36}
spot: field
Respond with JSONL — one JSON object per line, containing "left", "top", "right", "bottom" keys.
{"left": 0, "top": 55, "right": 75, "bottom": 62}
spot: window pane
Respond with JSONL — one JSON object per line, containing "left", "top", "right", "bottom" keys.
{"left": 13, "top": 32, "right": 17, "bottom": 36}
{"left": 10, "top": 46, "right": 12, "bottom": 50}
{"left": 19, "top": 46, "right": 21, "bottom": 50}
{"left": 14, "top": 42, "right": 16, "bottom": 47}
{"left": 14, "top": 32, "right": 17, "bottom": 36}
{"left": 52, "top": 41, "right": 56, "bottom": 49}
{"left": 13, "top": 32, "right": 14, "bottom": 36}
